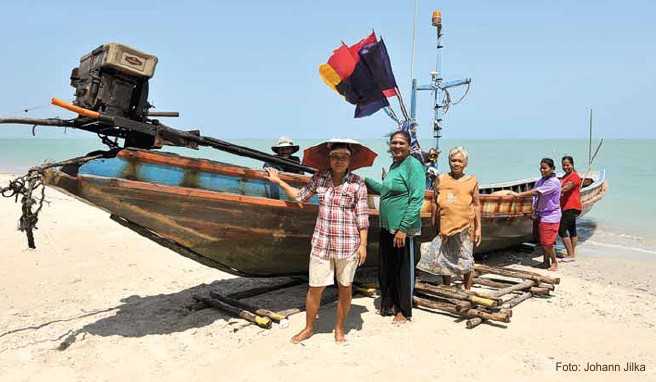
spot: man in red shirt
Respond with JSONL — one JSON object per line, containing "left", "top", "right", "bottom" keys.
{"left": 559, "top": 156, "right": 582, "bottom": 260}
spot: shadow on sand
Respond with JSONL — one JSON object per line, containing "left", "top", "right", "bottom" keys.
{"left": 475, "top": 219, "right": 598, "bottom": 268}
{"left": 52, "top": 276, "right": 371, "bottom": 349}
{"left": 310, "top": 304, "right": 368, "bottom": 336}
{"left": 76, "top": 277, "right": 302, "bottom": 338}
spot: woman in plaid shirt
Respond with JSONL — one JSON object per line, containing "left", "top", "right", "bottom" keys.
{"left": 266, "top": 142, "right": 369, "bottom": 344}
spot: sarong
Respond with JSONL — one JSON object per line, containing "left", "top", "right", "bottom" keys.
{"left": 418, "top": 228, "right": 474, "bottom": 276}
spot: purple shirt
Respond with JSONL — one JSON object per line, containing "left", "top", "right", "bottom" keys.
{"left": 533, "top": 176, "right": 562, "bottom": 223}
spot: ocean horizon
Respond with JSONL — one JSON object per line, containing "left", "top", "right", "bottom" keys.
{"left": 1, "top": 137, "right": 654, "bottom": 254}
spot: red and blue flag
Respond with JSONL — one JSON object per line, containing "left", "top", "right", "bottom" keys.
{"left": 320, "top": 32, "right": 399, "bottom": 118}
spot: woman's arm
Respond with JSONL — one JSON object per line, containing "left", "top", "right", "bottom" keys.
{"left": 266, "top": 168, "right": 301, "bottom": 200}
{"left": 355, "top": 182, "right": 370, "bottom": 265}
{"left": 472, "top": 182, "right": 482, "bottom": 247}
{"left": 357, "top": 228, "right": 368, "bottom": 266}
{"left": 514, "top": 188, "right": 538, "bottom": 198}
{"left": 431, "top": 176, "right": 440, "bottom": 234}
{"left": 364, "top": 177, "right": 383, "bottom": 195}
{"left": 396, "top": 159, "right": 426, "bottom": 247}
{"left": 561, "top": 181, "right": 576, "bottom": 193}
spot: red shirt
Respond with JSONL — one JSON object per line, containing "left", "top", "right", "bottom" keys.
{"left": 560, "top": 171, "right": 582, "bottom": 211}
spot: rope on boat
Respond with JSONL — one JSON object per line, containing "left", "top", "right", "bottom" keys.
{"left": 1, "top": 151, "right": 117, "bottom": 249}
{"left": 440, "top": 81, "right": 471, "bottom": 115}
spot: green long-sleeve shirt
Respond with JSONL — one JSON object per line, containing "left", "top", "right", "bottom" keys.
{"left": 365, "top": 155, "right": 425, "bottom": 235}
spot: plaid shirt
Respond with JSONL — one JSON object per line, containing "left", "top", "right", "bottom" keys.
{"left": 296, "top": 170, "right": 369, "bottom": 260}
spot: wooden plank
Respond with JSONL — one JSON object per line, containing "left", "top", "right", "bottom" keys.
{"left": 486, "top": 280, "right": 536, "bottom": 299}
{"left": 474, "top": 264, "right": 560, "bottom": 285}
{"left": 415, "top": 290, "right": 472, "bottom": 311}
{"left": 466, "top": 317, "right": 484, "bottom": 329}
{"left": 501, "top": 292, "right": 532, "bottom": 309}
{"left": 415, "top": 281, "right": 500, "bottom": 307}
{"left": 193, "top": 295, "right": 272, "bottom": 329}
{"left": 475, "top": 276, "right": 555, "bottom": 291}
{"left": 209, "top": 291, "right": 286, "bottom": 322}
{"left": 413, "top": 296, "right": 510, "bottom": 323}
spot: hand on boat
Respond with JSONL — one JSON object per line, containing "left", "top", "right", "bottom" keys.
{"left": 393, "top": 230, "right": 407, "bottom": 248}
{"left": 265, "top": 168, "right": 281, "bottom": 184}
{"left": 357, "top": 244, "right": 367, "bottom": 266}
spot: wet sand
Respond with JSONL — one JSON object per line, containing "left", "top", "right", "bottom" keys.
{"left": 1, "top": 174, "right": 654, "bottom": 382}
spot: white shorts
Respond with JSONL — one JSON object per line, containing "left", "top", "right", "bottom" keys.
{"left": 308, "top": 255, "right": 358, "bottom": 287}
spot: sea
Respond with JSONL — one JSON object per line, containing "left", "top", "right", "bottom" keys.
{"left": 1, "top": 138, "right": 654, "bottom": 255}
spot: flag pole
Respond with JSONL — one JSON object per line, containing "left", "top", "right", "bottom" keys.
{"left": 395, "top": 87, "right": 410, "bottom": 121}
{"left": 409, "top": 0, "right": 419, "bottom": 122}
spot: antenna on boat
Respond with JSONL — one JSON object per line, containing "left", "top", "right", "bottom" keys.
{"left": 409, "top": 8, "right": 471, "bottom": 166}
{"left": 410, "top": 0, "right": 418, "bottom": 82}
{"left": 581, "top": 107, "right": 604, "bottom": 189}
{"left": 588, "top": 108, "right": 593, "bottom": 167}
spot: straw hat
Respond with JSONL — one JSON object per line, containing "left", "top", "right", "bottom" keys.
{"left": 271, "top": 136, "right": 300, "bottom": 154}
{"left": 302, "top": 138, "right": 377, "bottom": 171}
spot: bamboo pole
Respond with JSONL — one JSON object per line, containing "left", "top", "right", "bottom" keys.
{"left": 498, "top": 308, "right": 513, "bottom": 318}
{"left": 416, "top": 281, "right": 500, "bottom": 307}
{"left": 466, "top": 317, "right": 484, "bottom": 329}
{"left": 473, "top": 277, "right": 512, "bottom": 289}
{"left": 209, "top": 291, "right": 285, "bottom": 322}
{"left": 275, "top": 308, "right": 302, "bottom": 318}
{"left": 193, "top": 296, "right": 272, "bottom": 329}
{"left": 474, "top": 264, "right": 560, "bottom": 285}
{"left": 415, "top": 290, "right": 472, "bottom": 311}
{"left": 501, "top": 292, "right": 532, "bottom": 309}
{"left": 414, "top": 296, "right": 510, "bottom": 323}
{"left": 529, "top": 287, "right": 550, "bottom": 296}
{"left": 476, "top": 276, "right": 555, "bottom": 291}
{"left": 486, "top": 280, "right": 536, "bottom": 299}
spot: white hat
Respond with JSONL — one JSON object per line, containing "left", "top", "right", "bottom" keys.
{"left": 271, "top": 136, "right": 300, "bottom": 154}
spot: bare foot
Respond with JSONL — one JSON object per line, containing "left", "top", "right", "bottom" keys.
{"left": 334, "top": 328, "right": 346, "bottom": 343}
{"left": 392, "top": 312, "right": 408, "bottom": 325}
{"left": 291, "top": 327, "right": 313, "bottom": 344}
{"left": 549, "top": 265, "right": 558, "bottom": 272}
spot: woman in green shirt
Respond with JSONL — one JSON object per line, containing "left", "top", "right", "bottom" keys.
{"left": 365, "top": 131, "right": 426, "bottom": 324}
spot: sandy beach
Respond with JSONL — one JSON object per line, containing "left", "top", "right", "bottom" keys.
{"left": 1, "top": 173, "right": 654, "bottom": 382}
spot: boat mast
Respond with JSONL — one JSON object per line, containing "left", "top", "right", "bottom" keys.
{"left": 409, "top": 8, "right": 471, "bottom": 166}
{"left": 588, "top": 108, "right": 593, "bottom": 167}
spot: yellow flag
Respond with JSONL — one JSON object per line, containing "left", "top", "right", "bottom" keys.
{"left": 319, "top": 64, "right": 341, "bottom": 92}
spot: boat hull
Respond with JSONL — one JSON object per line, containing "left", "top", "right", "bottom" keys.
{"left": 43, "top": 149, "right": 608, "bottom": 276}
{"left": 43, "top": 149, "right": 434, "bottom": 276}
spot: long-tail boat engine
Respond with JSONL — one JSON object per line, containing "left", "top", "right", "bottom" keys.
{"left": 69, "top": 43, "right": 161, "bottom": 148}
{"left": 70, "top": 43, "right": 157, "bottom": 121}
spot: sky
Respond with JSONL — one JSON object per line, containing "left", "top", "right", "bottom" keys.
{"left": 0, "top": 0, "right": 654, "bottom": 140}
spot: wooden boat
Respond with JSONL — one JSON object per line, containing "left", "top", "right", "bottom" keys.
{"left": 476, "top": 172, "right": 608, "bottom": 253}
{"left": 43, "top": 148, "right": 433, "bottom": 276}
{"left": 43, "top": 148, "right": 607, "bottom": 277}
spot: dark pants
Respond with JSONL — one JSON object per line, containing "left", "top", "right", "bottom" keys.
{"left": 378, "top": 229, "right": 418, "bottom": 318}
{"left": 558, "top": 209, "right": 580, "bottom": 238}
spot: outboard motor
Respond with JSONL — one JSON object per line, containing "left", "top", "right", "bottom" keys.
{"left": 70, "top": 43, "right": 158, "bottom": 122}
